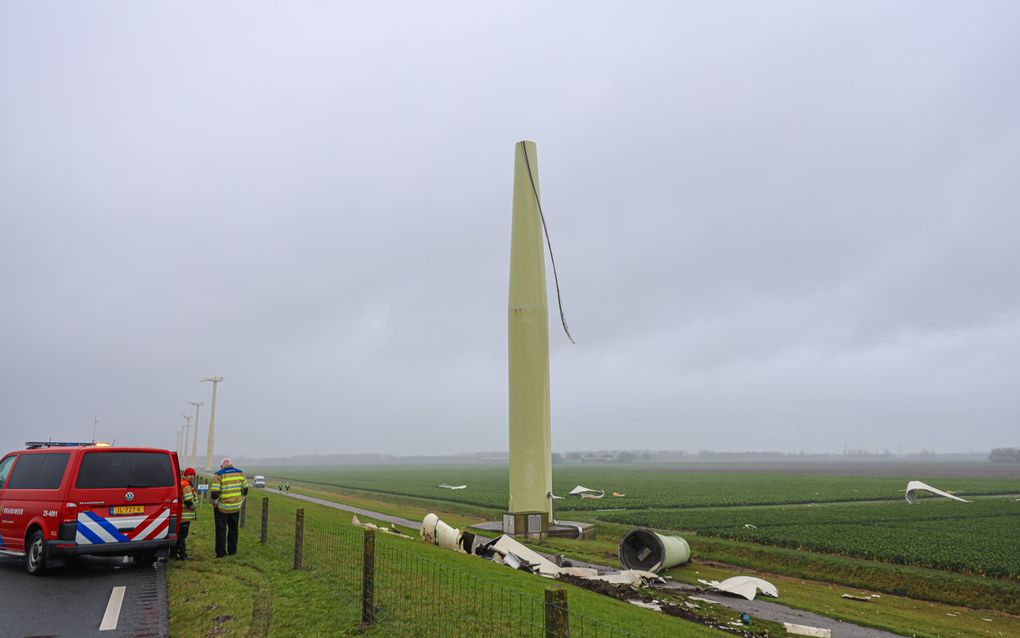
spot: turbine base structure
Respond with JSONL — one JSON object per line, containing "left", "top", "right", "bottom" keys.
{"left": 501, "top": 511, "right": 549, "bottom": 540}
{"left": 472, "top": 517, "right": 595, "bottom": 540}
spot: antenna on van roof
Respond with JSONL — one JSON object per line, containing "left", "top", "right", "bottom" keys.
{"left": 91, "top": 417, "right": 98, "bottom": 444}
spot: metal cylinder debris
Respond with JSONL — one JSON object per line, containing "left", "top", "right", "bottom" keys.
{"left": 420, "top": 513, "right": 466, "bottom": 552}
{"left": 618, "top": 528, "right": 690, "bottom": 571}
{"left": 420, "top": 513, "right": 439, "bottom": 543}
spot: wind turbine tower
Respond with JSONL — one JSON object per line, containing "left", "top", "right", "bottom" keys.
{"left": 505, "top": 140, "right": 553, "bottom": 538}
{"left": 186, "top": 401, "right": 203, "bottom": 470}
{"left": 202, "top": 376, "right": 224, "bottom": 472}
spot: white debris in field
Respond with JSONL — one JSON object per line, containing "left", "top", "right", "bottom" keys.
{"left": 699, "top": 576, "right": 779, "bottom": 600}
{"left": 352, "top": 515, "right": 412, "bottom": 538}
{"left": 568, "top": 485, "right": 605, "bottom": 499}
{"left": 783, "top": 622, "right": 831, "bottom": 637}
{"left": 420, "top": 513, "right": 471, "bottom": 552}
{"left": 904, "top": 480, "right": 971, "bottom": 504}
{"left": 589, "top": 569, "right": 664, "bottom": 587}
{"left": 419, "top": 520, "right": 678, "bottom": 591}
{"left": 438, "top": 483, "right": 467, "bottom": 490}
{"left": 486, "top": 535, "right": 561, "bottom": 577}
{"left": 627, "top": 599, "right": 662, "bottom": 611}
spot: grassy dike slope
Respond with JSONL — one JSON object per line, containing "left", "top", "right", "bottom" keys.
{"left": 166, "top": 506, "right": 360, "bottom": 637}
{"left": 263, "top": 479, "right": 1020, "bottom": 638}
{"left": 168, "top": 492, "right": 731, "bottom": 637}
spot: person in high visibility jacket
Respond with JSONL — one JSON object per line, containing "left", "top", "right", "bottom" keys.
{"left": 210, "top": 457, "right": 249, "bottom": 558}
{"left": 175, "top": 467, "right": 198, "bottom": 560}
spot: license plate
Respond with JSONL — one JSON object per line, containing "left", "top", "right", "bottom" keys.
{"left": 111, "top": 506, "right": 144, "bottom": 515}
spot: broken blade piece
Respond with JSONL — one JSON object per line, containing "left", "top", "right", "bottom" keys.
{"left": 904, "top": 480, "right": 971, "bottom": 504}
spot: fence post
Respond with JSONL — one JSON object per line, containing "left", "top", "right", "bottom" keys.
{"left": 260, "top": 496, "right": 269, "bottom": 544}
{"left": 545, "top": 588, "right": 569, "bottom": 638}
{"left": 294, "top": 508, "right": 304, "bottom": 569}
{"left": 239, "top": 497, "right": 247, "bottom": 528}
{"left": 361, "top": 528, "right": 376, "bottom": 626}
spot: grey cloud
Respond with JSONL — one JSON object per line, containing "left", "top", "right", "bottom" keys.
{"left": 2, "top": 1, "right": 1018, "bottom": 457}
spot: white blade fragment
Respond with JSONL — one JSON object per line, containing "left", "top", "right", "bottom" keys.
{"left": 904, "top": 480, "right": 971, "bottom": 505}
{"left": 627, "top": 599, "right": 662, "bottom": 611}
{"left": 701, "top": 576, "right": 778, "bottom": 600}
{"left": 489, "top": 535, "right": 562, "bottom": 576}
{"left": 568, "top": 485, "right": 605, "bottom": 498}
{"left": 783, "top": 622, "right": 831, "bottom": 637}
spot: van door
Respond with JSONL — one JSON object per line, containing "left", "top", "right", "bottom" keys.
{"left": 0, "top": 455, "right": 17, "bottom": 552}
{"left": 2, "top": 452, "right": 71, "bottom": 552}
{"left": 69, "top": 450, "right": 176, "bottom": 548}
{"left": 171, "top": 451, "right": 182, "bottom": 536}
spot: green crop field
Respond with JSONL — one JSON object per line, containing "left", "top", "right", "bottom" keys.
{"left": 259, "top": 463, "right": 1019, "bottom": 581}
{"left": 598, "top": 499, "right": 1020, "bottom": 577}
{"left": 263, "top": 463, "right": 1016, "bottom": 511}
{"left": 248, "top": 464, "right": 1020, "bottom": 636}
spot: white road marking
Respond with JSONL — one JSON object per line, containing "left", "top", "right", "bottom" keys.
{"left": 99, "top": 585, "right": 126, "bottom": 631}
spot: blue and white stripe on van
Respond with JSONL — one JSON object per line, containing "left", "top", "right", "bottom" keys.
{"left": 75, "top": 511, "right": 170, "bottom": 544}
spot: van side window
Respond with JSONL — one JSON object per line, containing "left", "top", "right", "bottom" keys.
{"left": 6, "top": 453, "right": 71, "bottom": 490}
{"left": 0, "top": 456, "right": 15, "bottom": 487}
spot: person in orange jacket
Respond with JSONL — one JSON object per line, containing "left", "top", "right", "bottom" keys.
{"left": 175, "top": 467, "right": 198, "bottom": 560}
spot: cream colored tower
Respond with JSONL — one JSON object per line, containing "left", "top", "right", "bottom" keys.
{"left": 187, "top": 401, "right": 203, "bottom": 470}
{"left": 202, "top": 376, "right": 223, "bottom": 472}
{"left": 506, "top": 140, "right": 553, "bottom": 536}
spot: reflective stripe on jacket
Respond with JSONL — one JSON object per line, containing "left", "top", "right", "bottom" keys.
{"left": 211, "top": 466, "right": 248, "bottom": 513}
{"left": 181, "top": 479, "right": 198, "bottom": 521}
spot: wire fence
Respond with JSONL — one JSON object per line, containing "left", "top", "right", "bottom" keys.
{"left": 241, "top": 495, "right": 645, "bottom": 637}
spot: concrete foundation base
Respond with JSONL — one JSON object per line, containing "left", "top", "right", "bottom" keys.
{"left": 471, "top": 520, "right": 596, "bottom": 540}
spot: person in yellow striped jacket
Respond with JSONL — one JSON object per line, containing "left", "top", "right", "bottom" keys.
{"left": 175, "top": 467, "right": 198, "bottom": 560}
{"left": 210, "top": 457, "right": 249, "bottom": 558}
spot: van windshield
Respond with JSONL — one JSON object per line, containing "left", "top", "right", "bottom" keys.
{"left": 75, "top": 452, "right": 174, "bottom": 489}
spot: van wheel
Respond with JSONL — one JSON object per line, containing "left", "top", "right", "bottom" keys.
{"left": 25, "top": 530, "right": 47, "bottom": 575}
{"left": 135, "top": 552, "right": 157, "bottom": 567}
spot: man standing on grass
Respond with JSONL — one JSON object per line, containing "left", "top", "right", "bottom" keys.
{"left": 175, "top": 467, "right": 198, "bottom": 560}
{"left": 210, "top": 457, "right": 249, "bottom": 558}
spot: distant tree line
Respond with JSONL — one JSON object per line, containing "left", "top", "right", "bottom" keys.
{"left": 989, "top": 448, "right": 1020, "bottom": 463}
{"left": 554, "top": 451, "right": 656, "bottom": 463}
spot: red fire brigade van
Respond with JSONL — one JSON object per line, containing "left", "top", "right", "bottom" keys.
{"left": 0, "top": 442, "right": 182, "bottom": 574}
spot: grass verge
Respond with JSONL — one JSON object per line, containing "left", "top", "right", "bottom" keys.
{"left": 266, "top": 484, "right": 1020, "bottom": 638}
{"left": 170, "top": 493, "right": 747, "bottom": 637}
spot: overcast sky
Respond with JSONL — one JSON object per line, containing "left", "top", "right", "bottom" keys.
{"left": 2, "top": 2, "right": 1018, "bottom": 459}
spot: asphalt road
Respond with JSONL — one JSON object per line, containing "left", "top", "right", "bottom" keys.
{"left": 657, "top": 583, "right": 901, "bottom": 638}
{"left": 0, "top": 554, "right": 167, "bottom": 638}
{"left": 273, "top": 489, "right": 424, "bottom": 529}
